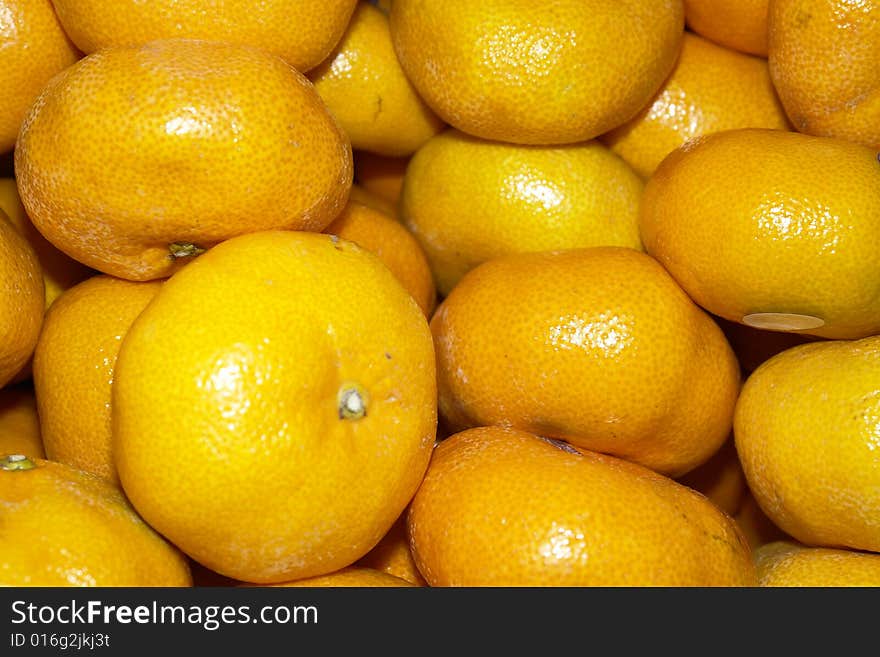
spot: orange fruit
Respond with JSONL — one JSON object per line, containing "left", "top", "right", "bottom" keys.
{"left": 734, "top": 336, "right": 880, "bottom": 553}
{"left": 0, "top": 0, "right": 79, "bottom": 153}
{"left": 677, "top": 437, "right": 747, "bottom": 515}
{"left": 49, "top": 0, "right": 357, "bottom": 72}
{"left": 684, "top": 0, "right": 770, "bottom": 56}
{"left": 309, "top": 2, "right": 443, "bottom": 157}
{"left": 409, "top": 427, "right": 755, "bottom": 586}
{"left": 402, "top": 130, "right": 644, "bottom": 296}
{"left": 15, "top": 39, "right": 352, "bottom": 281}
{"left": 354, "top": 151, "right": 408, "bottom": 205}
{"left": 348, "top": 184, "right": 399, "bottom": 219}
{"left": 0, "top": 210, "right": 44, "bottom": 387}
{"left": 769, "top": 0, "right": 880, "bottom": 149}
{"left": 113, "top": 231, "right": 436, "bottom": 583}
{"left": 357, "top": 511, "right": 427, "bottom": 586}
{"left": 756, "top": 541, "right": 880, "bottom": 587}
{"left": 0, "top": 178, "right": 92, "bottom": 309}
{"left": 33, "top": 276, "right": 162, "bottom": 483}
{"left": 0, "top": 455, "right": 192, "bottom": 586}
{"left": 389, "top": 0, "right": 684, "bottom": 145}
{"left": 0, "top": 385, "right": 44, "bottom": 459}
{"left": 324, "top": 201, "right": 436, "bottom": 316}
{"left": 262, "top": 567, "right": 416, "bottom": 588}
{"left": 640, "top": 128, "right": 880, "bottom": 340}
{"left": 602, "top": 32, "right": 789, "bottom": 179}
{"left": 431, "top": 247, "right": 739, "bottom": 477}
{"left": 734, "top": 491, "right": 791, "bottom": 550}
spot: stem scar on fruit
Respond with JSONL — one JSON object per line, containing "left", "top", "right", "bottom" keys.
{"left": 338, "top": 384, "right": 368, "bottom": 420}
{"left": 168, "top": 242, "right": 206, "bottom": 260}
{"left": 742, "top": 312, "right": 825, "bottom": 331}
{"left": 0, "top": 454, "right": 36, "bottom": 471}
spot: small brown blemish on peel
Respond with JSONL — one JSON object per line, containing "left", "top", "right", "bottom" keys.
{"left": 742, "top": 312, "right": 825, "bottom": 331}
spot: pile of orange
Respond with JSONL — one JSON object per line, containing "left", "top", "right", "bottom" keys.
{"left": 1, "top": 0, "right": 879, "bottom": 588}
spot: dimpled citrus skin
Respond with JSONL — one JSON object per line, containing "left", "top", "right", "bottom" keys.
{"left": 33, "top": 276, "right": 162, "bottom": 483}
{"left": 355, "top": 152, "right": 408, "bottom": 205}
{"left": 602, "top": 33, "right": 789, "bottom": 179}
{"left": 431, "top": 247, "right": 740, "bottom": 477}
{"left": 309, "top": 3, "right": 443, "bottom": 157}
{"left": 769, "top": 0, "right": 880, "bottom": 150}
{"left": 49, "top": 0, "right": 356, "bottom": 72}
{"left": 113, "top": 231, "right": 436, "bottom": 584}
{"left": 390, "top": 0, "right": 684, "bottom": 145}
{"left": 402, "top": 130, "right": 645, "bottom": 297}
{"left": 685, "top": 0, "right": 770, "bottom": 56}
{"left": 0, "top": 457, "right": 192, "bottom": 586}
{"left": 757, "top": 541, "right": 880, "bottom": 586}
{"left": 324, "top": 202, "right": 436, "bottom": 316}
{"left": 264, "top": 567, "right": 416, "bottom": 588}
{"left": 0, "top": 386, "right": 44, "bottom": 459}
{"left": 0, "top": 0, "right": 79, "bottom": 153}
{"left": 640, "top": 129, "right": 880, "bottom": 339}
{"left": 0, "top": 179, "right": 92, "bottom": 309}
{"left": 734, "top": 337, "right": 880, "bottom": 553}
{"left": 677, "top": 438, "right": 747, "bottom": 515}
{"left": 0, "top": 211, "right": 44, "bottom": 387}
{"left": 357, "top": 511, "right": 428, "bottom": 586}
{"left": 409, "top": 427, "right": 756, "bottom": 586}
{"left": 15, "top": 39, "right": 352, "bottom": 281}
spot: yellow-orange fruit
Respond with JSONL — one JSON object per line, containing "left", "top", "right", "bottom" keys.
{"left": 15, "top": 39, "right": 352, "bottom": 281}
{"left": 640, "top": 128, "right": 880, "bottom": 340}
{"left": 602, "top": 32, "right": 789, "bottom": 178}
{"left": 0, "top": 211, "right": 44, "bottom": 387}
{"left": 677, "top": 437, "right": 747, "bottom": 515}
{"left": 390, "top": 0, "right": 684, "bottom": 144}
{"left": 0, "top": 386, "right": 44, "bottom": 459}
{"left": 757, "top": 541, "right": 880, "bottom": 587}
{"left": 409, "top": 427, "right": 756, "bottom": 586}
{"left": 769, "top": 0, "right": 880, "bottom": 149}
{"left": 348, "top": 184, "right": 399, "bottom": 219}
{"left": 113, "top": 231, "right": 436, "bottom": 583}
{"left": 402, "top": 130, "right": 644, "bottom": 296}
{"left": 0, "top": 178, "right": 92, "bottom": 309}
{"left": 431, "top": 247, "right": 740, "bottom": 477}
{"left": 735, "top": 336, "right": 880, "bottom": 553}
{"left": 264, "top": 567, "right": 416, "bottom": 588}
{"left": 33, "top": 276, "right": 162, "bottom": 483}
{"left": 50, "top": 0, "right": 357, "bottom": 72}
{"left": 0, "top": 0, "right": 79, "bottom": 153}
{"left": 357, "top": 512, "right": 427, "bottom": 586}
{"left": 685, "top": 0, "right": 770, "bottom": 56}
{"left": 734, "top": 491, "right": 791, "bottom": 550}
{"left": 0, "top": 455, "right": 192, "bottom": 586}
{"left": 354, "top": 151, "right": 408, "bottom": 204}
{"left": 309, "top": 2, "right": 443, "bottom": 156}
{"left": 324, "top": 202, "right": 436, "bottom": 316}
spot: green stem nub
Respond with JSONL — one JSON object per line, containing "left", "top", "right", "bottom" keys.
{"left": 168, "top": 242, "right": 206, "bottom": 260}
{"left": 0, "top": 454, "right": 36, "bottom": 471}
{"left": 338, "top": 384, "right": 368, "bottom": 421}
